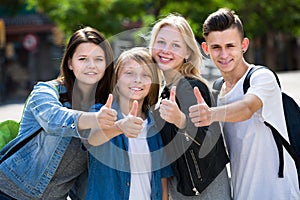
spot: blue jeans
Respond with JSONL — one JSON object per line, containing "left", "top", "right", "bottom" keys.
{"left": 0, "top": 190, "right": 15, "bottom": 200}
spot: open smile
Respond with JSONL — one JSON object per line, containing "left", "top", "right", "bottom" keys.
{"left": 159, "top": 55, "right": 173, "bottom": 63}
{"left": 129, "top": 87, "right": 143, "bottom": 91}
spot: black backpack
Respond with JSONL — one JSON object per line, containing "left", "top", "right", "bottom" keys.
{"left": 213, "top": 66, "right": 300, "bottom": 188}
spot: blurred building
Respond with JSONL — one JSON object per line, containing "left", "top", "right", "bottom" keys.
{"left": 0, "top": 8, "right": 63, "bottom": 103}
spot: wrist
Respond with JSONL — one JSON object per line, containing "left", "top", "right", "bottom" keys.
{"left": 177, "top": 112, "right": 187, "bottom": 129}
{"left": 114, "top": 120, "right": 123, "bottom": 132}
{"left": 211, "top": 107, "right": 221, "bottom": 122}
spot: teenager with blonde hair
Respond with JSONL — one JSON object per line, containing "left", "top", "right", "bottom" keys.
{"left": 149, "top": 13, "right": 231, "bottom": 199}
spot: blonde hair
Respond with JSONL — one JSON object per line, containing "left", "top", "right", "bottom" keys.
{"left": 149, "top": 13, "right": 203, "bottom": 80}
{"left": 112, "top": 47, "right": 162, "bottom": 112}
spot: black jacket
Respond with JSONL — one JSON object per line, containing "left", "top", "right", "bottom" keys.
{"left": 154, "top": 77, "right": 229, "bottom": 196}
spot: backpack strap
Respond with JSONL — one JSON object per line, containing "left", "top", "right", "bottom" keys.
{"left": 244, "top": 66, "right": 300, "bottom": 182}
{"left": 243, "top": 65, "right": 281, "bottom": 94}
{"left": 211, "top": 77, "right": 225, "bottom": 106}
{"left": 214, "top": 65, "right": 280, "bottom": 94}
{"left": 212, "top": 76, "right": 225, "bottom": 91}
{"left": 265, "top": 121, "right": 300, "bottom": 174}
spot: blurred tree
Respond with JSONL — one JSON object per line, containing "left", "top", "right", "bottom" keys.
{"left": 22, "top": 0, "right": 300, "bottom": 70}
{"left": 25, "top": 0, "right": 155, "bottom": 39}
{"left": 24, "top": 0, "right": 300, "bottom": 38}
{"left": 232, "top": 0, "right": 300, "bottom": 37}
{"left": 232, "top": 0, "right": 300, "bottom": 70}
{"left": 23, "top": 0, "right": 229, "bottom": 39}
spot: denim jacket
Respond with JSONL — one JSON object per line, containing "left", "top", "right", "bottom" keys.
{"left": 0, "top": 81, "right": 84, "bottom": 198}
{"left": 86, "top": 100, "right": 173, "bottom": 200}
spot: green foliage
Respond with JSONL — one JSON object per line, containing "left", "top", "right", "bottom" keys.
{"left": 23, "top": 0, "right": 300, "bottom": 42}
{"left": 26, "top": 0, "right": 155, "bottom": 39}
{"left": 0, "top": 120, "right": 20, "bottom": 150}
{"left": 235, "top": 0, "right": 300, "bottom": 37}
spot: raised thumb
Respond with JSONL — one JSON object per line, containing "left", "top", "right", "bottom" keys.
{"left": 194, "top": 87, "right": 204, "bottom": 103}
{"left": 169, "top": 86, "right": 176, "bottom": 102}
{"left": 129, "top": 100, "right": 138, "bottom": 116}
{"left": 104, "top": 94, "right": 113, "bottom": 108}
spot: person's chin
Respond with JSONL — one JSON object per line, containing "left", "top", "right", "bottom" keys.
{"left": 157, "top": 63, "right": 171, "bottom": 71}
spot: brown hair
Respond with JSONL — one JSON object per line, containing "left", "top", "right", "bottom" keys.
{"left": 202, "top": 8, "right": 244, "bottom": 39}
{"left": 56, "top": 26, "right": 114, "bottom": 104}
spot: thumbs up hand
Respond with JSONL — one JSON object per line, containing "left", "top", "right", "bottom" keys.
{"left": 189, "top": 87, "right": 212, "bottom": 127}
{"left": 115, "top": 100, "right": 144, "bottom": 138}
{"left": 96, "top": 94, "right": 117, "bottom": 130}
{"left": 159, "top": 86, "right": 186, "bottom": 129}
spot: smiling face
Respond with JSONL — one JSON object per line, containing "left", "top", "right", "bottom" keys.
{"left": 202, "top": 27, "right": 249, "bottom": 73}
{"left": 151, "top": 25, "right": 191, "bottom": 73}
{"left": 68, "top": 42, "right": 106, "bottom": 88}
{"left": 117, "top": 59, "right": 152, "bottom": 104}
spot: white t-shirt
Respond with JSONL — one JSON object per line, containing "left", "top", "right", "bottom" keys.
{"left": 218, "top": 66, "right": 300, "bottom": 200}
{"left": 128, "top": 119, "right": 152, "bottom": 200}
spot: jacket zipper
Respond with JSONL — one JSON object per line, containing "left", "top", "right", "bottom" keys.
{"left": 181, "top": 135, "right": 202, "bottom": 196}
{"left": 189, "top": 149, "right": 202, "bottom": 180}
{"left": 182, "top": 132, "right": 201, "bottom": 146}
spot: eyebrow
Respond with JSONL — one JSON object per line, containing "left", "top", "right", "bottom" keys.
{"left": 76, "top": 55, "right": 105, "bottom": 58}
{"left": 210, "top": 42, "right": 237, "bottom": 47}
{"left": 209, "top": 44, "right": 221, "bottom": 47}
{"left": 157, "top": 36, "right": 181, "bottom": 43}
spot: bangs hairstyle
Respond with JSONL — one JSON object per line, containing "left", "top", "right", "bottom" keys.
{"left": 202, "top": 8, "right": 244, "bottom": 39}
{"left": 57, "top": 26, "right": 114, "bottom": 104}
{"left": 148, "top": 13, "right": 202, "bottom": 79}
{"left": 112, "top": 47, "right": 162, "bottom": 112}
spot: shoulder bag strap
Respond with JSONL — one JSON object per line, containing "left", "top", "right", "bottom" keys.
{"left": 0, "top": 84, "right": 61, "bottom": 164}
{"left": 0, "top": 127, "right": 43, "bottom": 164}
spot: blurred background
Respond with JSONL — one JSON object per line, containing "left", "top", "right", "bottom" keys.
{"left": 0, "top": 0, "right": 300, "bottom": 104}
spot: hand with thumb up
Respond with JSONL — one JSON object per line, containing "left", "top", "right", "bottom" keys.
{"left": 88, "top": 94, "right": 119, "bottom": 146}
{"left": 115, "top": 100, "right": 144, "bottom": 138}
{"left": 189, "top": 87, "right": 213, "bottom": 127}
{"left": 159, "top": 86, "right": 186, "bottom": 129}
{"left": 95, "top": 94, "right": 117, "bottom": 130}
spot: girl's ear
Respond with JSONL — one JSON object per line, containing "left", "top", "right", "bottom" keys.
{"left": 68, "top": 59, "right": 73, "bottom": 70}
{"left": 185, "top": 49, "right": 191, "bottom": 60}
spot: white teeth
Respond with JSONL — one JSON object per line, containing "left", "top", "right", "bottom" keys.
{"left": 130, "top": 87, "right": 142, "bottom": 91}
{"left": 160, "top": 57, "right": 170, "bottom": 61}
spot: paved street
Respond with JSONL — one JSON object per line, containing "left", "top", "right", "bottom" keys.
{"left": 0, "top": 70, "right": 299, "bottom": 122}
{"left": 277, "top": 70, "right": 300, "bottom": 105}
{"left": 0, "top": 102, "right": 24, "bottom": 121}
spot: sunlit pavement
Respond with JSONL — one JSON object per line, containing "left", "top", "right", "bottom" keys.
{"left": 277, "top": 70, "right": 300, "bottom": 105}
